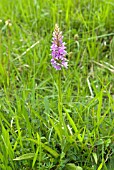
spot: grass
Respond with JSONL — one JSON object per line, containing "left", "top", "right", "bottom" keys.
{"left": 0, "top": 0, "right": 114, "bottom": 169}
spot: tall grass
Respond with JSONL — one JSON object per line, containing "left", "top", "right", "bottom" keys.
{"left": 0, "top": 0, "right": 114, "bottom": 169}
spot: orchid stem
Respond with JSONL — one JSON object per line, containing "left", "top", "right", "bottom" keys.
{"left": 58, "top": 71, "right": 63, "bottom": 124}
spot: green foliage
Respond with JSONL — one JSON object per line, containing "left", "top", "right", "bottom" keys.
{"left": 64, "top": 163, "right": 83, "bottom": 170}
{"left": 0, "top": 0, "right": 114, "bottom": 169}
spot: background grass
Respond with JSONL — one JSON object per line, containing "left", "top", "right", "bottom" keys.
{"left": 0, "top": 0, "right": 114, "bottom": 169}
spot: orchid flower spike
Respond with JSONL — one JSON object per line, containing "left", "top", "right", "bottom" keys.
{"left": 50, "top": 24, "right": 68, "bottom": 70}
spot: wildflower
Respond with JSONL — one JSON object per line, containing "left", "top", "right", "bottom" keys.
{"left": 5, "top": 19, "right": 12, "bottom": 27}
{"left": 51, "top": 24, "right": 68, "bottom": 70}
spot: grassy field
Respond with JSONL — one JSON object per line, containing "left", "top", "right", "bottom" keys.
{"left": 0, "top": 0, "right": 114, "bottom": 169}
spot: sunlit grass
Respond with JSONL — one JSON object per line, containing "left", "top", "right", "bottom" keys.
{"left": 0, "top": 0, "right": 114, "bottom": 169}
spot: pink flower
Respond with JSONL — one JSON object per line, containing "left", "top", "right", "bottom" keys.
{"left": 50, "top": 24, "right": 68, "bottom": 70}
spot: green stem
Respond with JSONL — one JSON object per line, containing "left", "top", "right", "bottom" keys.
{"left": 58, "top": 71, "right": 63, "bottom": 124}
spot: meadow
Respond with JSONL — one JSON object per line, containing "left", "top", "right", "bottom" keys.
{"left": 0, "top": 0, "right": 114, "bottom": 169}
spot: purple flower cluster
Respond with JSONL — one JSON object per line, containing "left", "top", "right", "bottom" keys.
{"left": 51, "top": 24, "right": 68, "bottom": 70}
